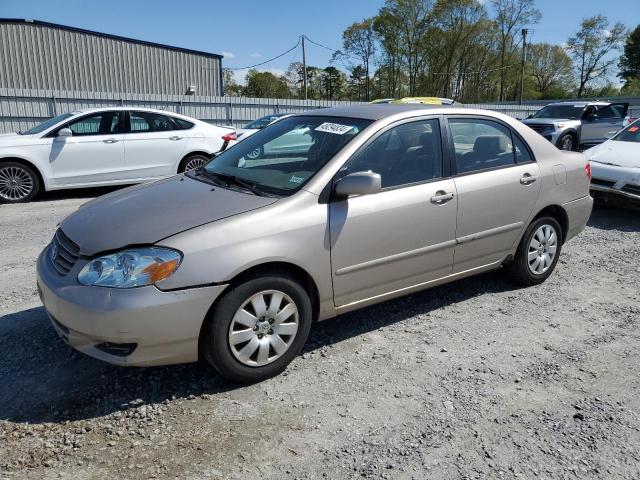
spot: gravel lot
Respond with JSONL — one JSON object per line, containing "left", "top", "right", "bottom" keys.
{"left": 1, "top": 189, "right": 639, "bottom": 480}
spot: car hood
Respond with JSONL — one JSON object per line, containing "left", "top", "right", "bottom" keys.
{"left": 60, "top": 175, "right": 279, "bottom": 256}
{"left": 585, "top": 141, "right": 640, "bottom": 169}
{"left": 0, "top": 133, "right": 37, "bottom": 146}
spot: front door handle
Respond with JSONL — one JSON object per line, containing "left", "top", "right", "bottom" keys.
{"left": 430, "top": 191, "right": 455, "bottom": 204}
{"left": 102, "top": 138, "right": 119, "bottom": 144}
{"left": 520, "top": 173, "right": 537, "bottom": 185}
{"left": 169, "top": 136, "right": 182, "bottom": 141}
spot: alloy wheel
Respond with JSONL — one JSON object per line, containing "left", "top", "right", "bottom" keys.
{"left": 528, "top": 224, "right": 558, "bottom": 275}
{"left": 0, "top": 165, "right": 34, "bottom": 201}
{"left": 228, "top": 290, "right": 299, "bottom": 367}
{"left": 183, "top": 156, "right": 208, "bottom": 171}
{"left": 560, "top": 135, "right": 573, "bottom": 151}
{"left": 246, "top": 147, "right": 261, "bottom": 160}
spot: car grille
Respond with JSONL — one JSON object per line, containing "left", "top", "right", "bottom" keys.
{"left": 526, "top": 124, "right": 553, "bottom": 134}
{"left": 50, "top": 228, "right": 80, "bottom": 275}
{"left": 622, "top": 184, "right": 640, "bottom": 195}
{"left": 590, "top": 178, "right": 616, "bottom": 188}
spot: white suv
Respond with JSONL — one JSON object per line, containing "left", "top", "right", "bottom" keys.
{"left": 0, "top": 107, "right": 236, "bottom": 203}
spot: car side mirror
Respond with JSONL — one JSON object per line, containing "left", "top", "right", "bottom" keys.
{"left": 333, "top": 171, "right": 382, "bottom": 199}
{"left": 57, "top": 128, "right": 73, "bottom": 138}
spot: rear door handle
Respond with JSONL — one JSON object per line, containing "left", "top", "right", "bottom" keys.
{"left": 430, "top": 191, "right": 455, "bottom": 204}
{"left": 520, "top": 174, "right": 537, "bottom": 185}
{"left": 169, "top": 136, "right": 182, "bottom": 141}
{"left": 102, "top": 138, "right": 119, "bottom": 144}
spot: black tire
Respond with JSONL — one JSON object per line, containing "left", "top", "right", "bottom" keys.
{"left": 200, "top": 274, "right": 313, "bottom": 383}
{"left": 178, "top": 153, "right": 210, "bottom": 173}
{"left": 505, "top": 216, "right": 563, "bottom": 286}
{"left": 557, "top": 133, "right": 576, "bottom": 151}
{"left": 0, "top": 161, "right": 40, "bottom": 203}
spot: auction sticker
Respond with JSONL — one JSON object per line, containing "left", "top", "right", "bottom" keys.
{"left": 315, "top": 122, "right": 354, "bottom": 135}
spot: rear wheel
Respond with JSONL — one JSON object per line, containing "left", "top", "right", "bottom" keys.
{"left": 506, "top": 216, "right": 563, "bottom": 286}
{"left": 178, "top": 154, "right": 210, "bottom": 173}
{"left": 200, "top": 274, "right": 312, "bottom": 383}
{"left": 0, "top": 162, "right": 40, "bottom": 203}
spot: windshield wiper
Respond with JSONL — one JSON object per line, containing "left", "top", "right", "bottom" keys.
{"left": 203, "top": 170, "right": 276, "bottom": 197}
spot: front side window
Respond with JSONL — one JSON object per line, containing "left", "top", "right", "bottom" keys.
{"left": 129, "top": 112, "right": 176, "bottom": 133}
{"left": 450, "top": 118, "right": 516, "bottom": 174}
{"left": 341, "top": 119, "right": 443, "bottom": 188}
{"left": 202, "top": 115, "right": 371, "bottom": 195}
{"left": 66, "top": 112, "right": 120, "bottom": 137}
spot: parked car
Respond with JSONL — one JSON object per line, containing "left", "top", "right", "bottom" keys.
{"left": 36, "top": 105, "right": 592, "bottom": 382}
{"left": 233, "top": 113, "right": 290, "bottom": 159}
{"left": 521, "top": 101, "right": 630, "bottom": 151}
{"left": 392, "top": 97, "right": 456, "bottom": 105}
{"left": 0, "top": 107, "right": 236, "bottom": 203}
{"left": 585, "top": 119, "right": 640, "bottom": 208}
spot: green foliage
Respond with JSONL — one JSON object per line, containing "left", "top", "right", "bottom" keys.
{"left": 243, "top": 70, "right": 290, "bottom": 98}
{"left": 619, "top": 25, "right": 640, "bottom": 88}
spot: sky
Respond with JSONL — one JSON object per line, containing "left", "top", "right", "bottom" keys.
{"left": 2, "top": 0, "right": 639, "bottom": 84}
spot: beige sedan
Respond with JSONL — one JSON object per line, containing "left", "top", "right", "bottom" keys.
{"left": 37, "top": 105, "right": 593, "bottom": 382}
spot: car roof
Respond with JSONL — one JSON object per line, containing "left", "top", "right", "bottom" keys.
{"left": 546, "top": 101, "right": 612, "bottom": 107}
{"left": 302, "top": 104, "right": 443, "bottom": 120}
{"left": 73, "top": 106, "right": 191, "bottom": 117}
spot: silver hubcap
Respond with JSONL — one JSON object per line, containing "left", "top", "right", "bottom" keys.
{"left": 228, "top": 290, "right": 299, "bottom": 367}
{"left": 184, "top": 156, "right": 207, "bottom": 171}
{"left": 528, "top": 224, "right": 557, "bottom": 275}
{"left": 0, "top": 165, "right": 33, "bottom": 201}
{"left": 561, "top": 136, "right": 573, "bottom": 151}
{"left": 246, "top": 148, "right": 261, "bottom": 160}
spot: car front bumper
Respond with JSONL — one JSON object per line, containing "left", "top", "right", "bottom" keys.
{"left": 36, "top": 247, "right": 228, "bottom": 367}
{"left": 589, "top": 163, "right": 640, "bottom": 207}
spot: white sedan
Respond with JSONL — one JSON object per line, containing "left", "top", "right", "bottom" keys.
{"left": 585, "top": 119, "right": 640, "bottom": 208}
{"left": 0, "top": 107, "right": 236, "bottom": 203}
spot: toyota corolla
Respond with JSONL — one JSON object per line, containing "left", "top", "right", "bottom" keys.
{"left": 36, "top": 105, "right": 593, "bottom": 382}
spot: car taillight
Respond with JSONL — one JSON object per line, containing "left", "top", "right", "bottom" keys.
{"left": 585, "top": 162, "right": 591, "bottom": 180}
{"left": 222, "top": 132, "right": 237, "bottom": 142}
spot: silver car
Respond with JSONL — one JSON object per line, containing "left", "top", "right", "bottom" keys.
{"left": 36, "top": 105, "right": 593, "bottom": 382}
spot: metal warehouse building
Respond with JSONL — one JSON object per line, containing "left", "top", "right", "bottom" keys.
{"left": 0, "top": 19, "right": 224, "bottom": 96}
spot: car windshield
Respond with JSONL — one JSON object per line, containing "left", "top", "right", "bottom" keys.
{"left": 531, "top": 105, "right": 584, "bottom": 119}
{"left": 244, "top": 115, "right": 285, "bottom": 130}
{"left": 203, "top": 115, "right": 372, "bottom": 196}
{"left": 19, "top": 113, "right": 76, "bottom": 134}
{"left": 612, "top": 120, "right": 640, "bottom": 143}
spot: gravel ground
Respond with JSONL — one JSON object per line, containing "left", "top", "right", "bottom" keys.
{"left": 1, "top": 189, "right": 639, "bottom": 480}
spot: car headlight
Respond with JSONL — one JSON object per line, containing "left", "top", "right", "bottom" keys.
{"left": 77, "top": 247, "right": 182, "bottom": 288}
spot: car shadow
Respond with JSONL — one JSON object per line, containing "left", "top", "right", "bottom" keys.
{"left": 0, "top": 269, "right": 518, "bottom": 425}
{"left": 588, "top": 204, "right": 640, "bottom": 232}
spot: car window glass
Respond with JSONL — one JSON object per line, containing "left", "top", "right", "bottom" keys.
{"left": 68, "top": 114, "right": 103, "bottom": 136}
{"left": 582, "top": 106, "right": 597, "bottom": 118}
{"left": 129, "top": 112, "right": 177, "bottom": 133}
{"left": 343, "top": 119, "right": 443, "bottom": 188}
{"left": 173, "top": 118, "right": 194, "bottom": 130}
{"left": 513, "top": 135, "right": 533, "bottom": 163}
{"left": 450, "top": 118, "right": 515, "bottom": 174}
{"left": 612, "top": 121, "right": 640, "bottom": 143}
{"left": 109, "top": 114, "right": 120, "bottom": 133}
{"left": 597, "top": 106, "right": 620, "bottom": 119}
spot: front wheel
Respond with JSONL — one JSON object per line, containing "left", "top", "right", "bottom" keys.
{"left": 505, "top": 216, "right": 563, "bottom": 286}
{"left": 0, "top": 162, "right": 40, "bottom": 203}
{"left": 200, "top": 274, "right": 312, "bottom": 383}
{"left": 557, "top": 133, "right": 576, "bottom": 151}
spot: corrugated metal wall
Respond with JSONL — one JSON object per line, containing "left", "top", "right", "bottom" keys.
{"left": 0, "top": 88, "right": 364, "bottom": 132}
{"left": 0, "top": 22, "right": 222, "bottom": 96}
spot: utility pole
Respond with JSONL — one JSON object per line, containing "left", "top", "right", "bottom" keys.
{"left": 301, "top": 35, "right": 308, "bottom": 100}
{"left": 519, "top": 28, "right": 528, "bottom": 105}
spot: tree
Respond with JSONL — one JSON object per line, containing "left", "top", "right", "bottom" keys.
{"left": 243, "top": 70, "right": 290, "bottom": 98}
{"left": 222, "top": 69, "right": 243, "bottom": 96}
{"left": 333, "top": 18, "right": 377, "bottom": 100}
{"left": 566, "top": 15, "right": 627, "bottom": 97}
{"left": 619, "top": 25, "right": 640, "bottom": 88}
{"left": 527, "top": 43, "right": 574, "bottom": 96}
{"left": 490, "top": 0, "right": 541, "bottom": 101}
{"left": 320, "top": 67, "right": 347, "bottom": 100}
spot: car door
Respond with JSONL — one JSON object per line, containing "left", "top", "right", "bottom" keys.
{"left": 594, "top": 104, "right": 627, "bottom": 141}
{"left": 47, "top": 111, "right": 125, "bottom": 186}
{"left": 447, "top": 116, "right": 541, "bottom": 274}
{"left": 121, "top": 111, "right": 189, "bottom": 179}
{"left": 329, "top": 117, "right": 458, "bottom": 307}
{"left": 580, "top": 105, "right": 600, "bottom": 144}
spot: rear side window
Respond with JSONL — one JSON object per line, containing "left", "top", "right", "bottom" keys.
{"left": 513, "top": 135, "right": 533, "bottom": 163}
{"left": 449, "top": 118, "right": 516, "bottom": 174}
{"left": 597, "top": 105, "right": 622, "bottom": 119}
{"left": 173, "top": 118, "right": 194, "bottom": 130}
{"left": 129, "top": 111, "right": 178, "bottom": 133}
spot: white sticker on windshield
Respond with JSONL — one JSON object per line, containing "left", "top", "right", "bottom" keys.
{"left": 289, "top": 175, "right": 304, "bottom": 184}
{"left": 315, "top": 122, "right": 354, "bottom": 135}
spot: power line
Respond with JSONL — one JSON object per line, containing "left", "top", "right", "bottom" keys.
{"left": 303, "top": 35, "right": 339, "bottom": 54}
{"left": 223, "top": 38, "right": 301, "bottom": 70}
